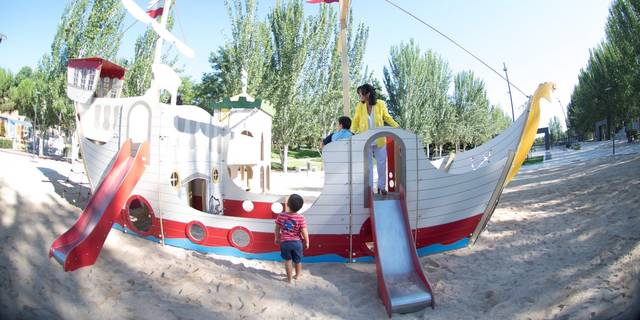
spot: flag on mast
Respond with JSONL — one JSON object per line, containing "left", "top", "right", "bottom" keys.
{"left": 146, "top": 0, "right": 164, "bottom": 18}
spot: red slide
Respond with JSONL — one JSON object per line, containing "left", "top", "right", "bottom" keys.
{"left": 50, "top": 139, "right": 148, "bottom": 271}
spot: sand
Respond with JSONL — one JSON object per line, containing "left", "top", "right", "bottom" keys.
{"left": 1, "top": 141, "right": 639, "bottom": 319}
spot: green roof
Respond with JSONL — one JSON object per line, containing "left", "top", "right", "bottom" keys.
{"left": 208, "top": 96, "right": 274, "bottom": 117}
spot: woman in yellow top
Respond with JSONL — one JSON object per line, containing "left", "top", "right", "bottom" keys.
{"left": 352, "top": 84, "right": 400, "bottom": 195}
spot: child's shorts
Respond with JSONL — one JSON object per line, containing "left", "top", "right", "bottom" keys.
{"left": 280, "top": 240, "right": 303, "bottom": 263}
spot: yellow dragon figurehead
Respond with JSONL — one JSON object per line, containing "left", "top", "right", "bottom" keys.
{"left": 505, "top": 82, "right": 555, "bottom": 184}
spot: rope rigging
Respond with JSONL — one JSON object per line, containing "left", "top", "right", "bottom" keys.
{"left": 383, "top": 0, "right": 530, "bottom": 98}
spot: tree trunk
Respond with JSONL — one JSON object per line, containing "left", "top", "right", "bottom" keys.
{"left": 282, "top": 144, "right": 289, "bottom": 173}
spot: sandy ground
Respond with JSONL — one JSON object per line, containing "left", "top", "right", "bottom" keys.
{"left": 1, "top": 142, "right": 639, "bottom": 319}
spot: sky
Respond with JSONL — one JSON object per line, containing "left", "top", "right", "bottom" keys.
{"left": 0, "top": 0, "right": 613, "bottom": 129}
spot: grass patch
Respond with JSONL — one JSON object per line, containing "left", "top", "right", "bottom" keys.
{"left": 271, "top": 148, "right": 323, "bottom": 172}
{"left": 523, "top": 155, "right": 544, "bottom": 165}
{"left": 0, "top": 138, "right": 12, "bottom": 149}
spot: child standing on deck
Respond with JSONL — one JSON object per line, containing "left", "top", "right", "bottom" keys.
{"left": 274, "top": 194, "right": 309, "bottom": 283}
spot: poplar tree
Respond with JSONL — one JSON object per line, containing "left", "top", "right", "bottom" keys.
{"left": 39, "top": 0, "right": 125, "bottom": 132}
{"left": 452, "top": 70, "right": 490, "bottom": 150}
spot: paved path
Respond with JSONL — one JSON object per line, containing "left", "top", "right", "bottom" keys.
{"left": 521, "top": 140, "right": 640, "bottom": 172}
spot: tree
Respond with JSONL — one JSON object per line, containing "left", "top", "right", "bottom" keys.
{"left": 7, "top": 77, "right": 37, "bottom": 120}
{"left": 39, "top": 0, "right": 125, "bottom": 133}
{"left": 178, "top": 76, "right": 196, "bottom": 105}
{"left": 548, "top": 116, "right": 564, "bottom": 144}
{"left": 195, "top": 0, "right": 272, "bottom": 107}
{"left": 606, "top": 0, "right": 640, "bottom": 118}
{"left": 124, "top": 9, "right": 177, "bottom": 97}
{"left": 14, "top": 67, "right": 33, "bottom": 86}
{"left": 0, "top": 68, "right": 13, "bottom": 111}
{"left": 569, "top": 0, "right": 640, "bottom": 138}
{"left": 452, "top": 70, "right": 490, "bottom": 151}
{"left": 384, "top": 40, "right": 452, "bottom": 156}
{"left": 197, "top": 0, "right": 369, "bottom": 160}
{"left": 264, "top": 0, "right": 310, "bottom": 172}
{"left": 488, "top": 105, "right": 512, "bottom": 138}
{"left": 300, "top": 5, "right": 369, "bottom": 150}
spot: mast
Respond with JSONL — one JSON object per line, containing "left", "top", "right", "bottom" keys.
{"left": 153, "top": 0, "right": 173, "bottom": 65}
{"left": 339, "top": 0, "right": 350, "bottom": 116}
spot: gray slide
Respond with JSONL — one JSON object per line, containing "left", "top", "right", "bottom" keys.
{"left": 370, "top": 192, "right": 434, "bottom": 316}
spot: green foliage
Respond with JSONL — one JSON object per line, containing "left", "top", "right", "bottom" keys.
{"left": 384, "top": 40, "right": 458, "bottom": 157}
{"left": 8, "top": 78, "right": 37, "bottom": 118}
{"left": 23, "top": 0, "right": 126, "bottom": 133}
{"left": 548, "top": 116, "right": 565, "bottom": 144}
{"left": 195, "top": 0, "right": 272, "bottom": 107}
{"left": 384, "top": 40, "right": 452, "bottom": 148}
{"left": 523, "top": 155, "right": 544, "bottom": 165}
{"left": 0, "top": 68, "right": 13, "bottom": 111}
{"left": 452, "top": 70, "right": 490, "bottom": 149}
{"left": 569, "top": 0, "right": 640, "bottom": 138}
{"left": 178, "top": 76, "right": 196, "bottom": 105}
{"left": 270, "top": 148, "right": 322, "bottom": 172}
{"left": 0, "top": 138, "right": 12, "bottom": 149}
{"left": 488, "top": 105, "right": 512, "bottom": 137}
{"left": 198, "top": 0, "right": 369, "bottom": 170}
{"left": 14, "top": 67, "right": 33, "bottom": 86}
{"left": 124, "top": 9, "right": 176, "bottom": 98}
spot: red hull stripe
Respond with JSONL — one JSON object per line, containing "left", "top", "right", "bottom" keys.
{"left": 115, "top": 209, "right": 483, "bottom": 260}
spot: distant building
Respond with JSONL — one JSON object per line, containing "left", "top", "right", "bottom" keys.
{"left": 0, "top": 112, "right": 33, "bottom": 151}
{"left": 594, "top": 117, "right": 640, "bottom": 141}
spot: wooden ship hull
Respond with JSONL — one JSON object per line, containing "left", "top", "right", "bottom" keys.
{"left": 72, "top": 79, "right": 553, "bottom": 263}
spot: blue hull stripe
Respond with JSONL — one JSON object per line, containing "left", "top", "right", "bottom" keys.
{"left": 112, "top": 224, "right": 469, "bottom": 263}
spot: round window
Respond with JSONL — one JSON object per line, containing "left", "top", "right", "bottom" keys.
{"left": 271, "top": 202, "right": 283, "bottom": 214}
{"left": 229, "top": 227, "right": 251, "bottom": 248}
{"left": 212, "top": 168, "right": 220, "bottom": 183}
{"left": 189, "top": 224, "right": 205, "bottom": 241}
{"left": 126, "top": 196, "right": 153, "bottom": 234}
{"left": 242, "top": 200, "right": 254, "bottom": 212}
{"left": 170, "top": 171, "right": 180, "bottom": 188}
{"left": 186, "top": 221, "right": 207, "bottom": 244}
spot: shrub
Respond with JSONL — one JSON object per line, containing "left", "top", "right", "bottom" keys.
{"left": 0, "top": 138, "right": 13, "bottom": 149}
{"left": 523, "top": 155, "right": 544, "bottom": 165}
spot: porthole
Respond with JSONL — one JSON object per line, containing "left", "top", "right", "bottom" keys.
{"left": 170, "top": 171, "right": 180, "bottom": 188}
{"left": 186, "top": 221, "right": 207, "bottom": 244}
{"left": 389, "top": 180, "right": 395, "bottom": 188}
{"left": 242, "top": 200, "right": 254, "bottom": 212}
{"left": 271, "top": 202, "right": 283, "bottom": 214}
{"left": 125, "top": 195, "right": 154, "bottom": 236}
{"left": 228, "top": 227, "right": 252, "bottom": 249}
{"left": 388, "top": 172, "right": 394, "bottom": 179}
{"left": 212, "top": 168, "right": 219, "bottom": 183}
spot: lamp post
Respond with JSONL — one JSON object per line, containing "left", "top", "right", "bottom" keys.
{"left": 604, "top": 86, "right": 614, "bottom": 155}
{"left": 557, "top": 98, "right": 569, "bottom": 144}
{"left": 34, "top": 90, "right": 39, "bottom": 156}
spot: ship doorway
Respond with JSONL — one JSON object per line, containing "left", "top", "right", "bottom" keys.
{"left": 127, "top": 101, "right": 151, "bottom": 144}
{"left": 188, "top": 178, "right": 207, "bottom": 212}
{"left": 362, "top": 133, "right": 406, "bottom": 207}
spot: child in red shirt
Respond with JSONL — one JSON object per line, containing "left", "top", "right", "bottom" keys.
{"left": 274, "top": 194, "right": 309, "bottom": 283}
